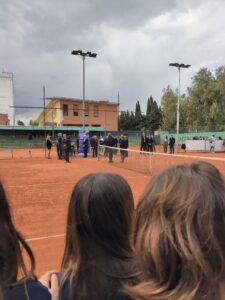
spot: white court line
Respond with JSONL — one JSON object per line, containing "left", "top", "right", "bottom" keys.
{"left": 26, "top": 233, "right": 65, "bottom": 242}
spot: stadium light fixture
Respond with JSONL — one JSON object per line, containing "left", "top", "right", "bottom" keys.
{"left": 169, "top": 62, "right": 191, "bottom": 147}
{"left": 71, "top": 50, "right": 97, "bottom": 131}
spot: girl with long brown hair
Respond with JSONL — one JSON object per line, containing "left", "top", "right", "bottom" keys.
{"left": 0, "top": 181, "right": 51, "bottom": 300}
{"left": 126, "top": 161, "right": 225, "bottom": 300}
{"left": 59, "top": 172, "right": 139, "bottom": 300}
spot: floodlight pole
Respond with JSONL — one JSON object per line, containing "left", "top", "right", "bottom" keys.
{"left": 71, "top": 50, "right": 97, "bottom": 132}
{"left": 169, "top": 63, "right": 191, "bottom": 147}
{"left": 82, "top": 55, "right": 85, "bottom": 132}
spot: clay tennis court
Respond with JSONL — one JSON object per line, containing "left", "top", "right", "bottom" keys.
{"left": 1, "top": 147, "right": 225, "bottom": 277}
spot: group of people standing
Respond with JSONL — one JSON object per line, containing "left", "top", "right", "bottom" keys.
{"left": 46, "top": 133, "right": 72, "bottom": 162}
{"left": 46, "top": 133, "right": 100, "bottom": 162}
{"left": 103, "top": 133, "right": 129, "bottom": 163}
{"left": 2, "top": 161, "right": 225, "bottom": 300}
{"left": 163, "top": 135, "right": 176, "bottom": 154}
{"left": 140, "top": 133, "right": 156, "bottom": 153}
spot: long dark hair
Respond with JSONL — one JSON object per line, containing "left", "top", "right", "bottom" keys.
{"left": 0, "top": 181, "right": 36, "bottom": 293}
{"left": 126, "top": 161, "right": 225, "bottom": 300}
{"left": 61, "top": 172, "right": 138, "bottom": 300}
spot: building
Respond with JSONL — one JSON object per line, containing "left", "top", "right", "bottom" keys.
{"left": 0, "top": 113, "right": 10, "bottom": 125}
{"left": 0, "top": 72, "right": 15, "bottom": 125}
{"left": 36, "top": 97, "right": 119, "bottom": 131}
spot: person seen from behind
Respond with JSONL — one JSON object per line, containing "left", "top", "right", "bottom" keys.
{"left": 0, "top": 181, "right": 51, "bottom": 300}
{"left": 125, "top": 161, "right": 225, "bottom": 300}
{"left": 43, "top": 173, "right": 139, "bottom": 300}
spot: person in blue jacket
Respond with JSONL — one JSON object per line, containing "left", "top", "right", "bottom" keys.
{"left": 0, "top": 181, "right": 51, "bottom": 300}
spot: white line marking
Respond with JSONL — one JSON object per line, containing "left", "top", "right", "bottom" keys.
{"left": 26, "top": 234, "right": 65, "bottom": 242}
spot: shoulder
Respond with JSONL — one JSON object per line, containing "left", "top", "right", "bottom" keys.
{"left": 4, "top": 279, "right": 51, "bottom": 300}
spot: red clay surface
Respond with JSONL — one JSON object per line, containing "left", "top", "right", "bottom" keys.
{"left": 1, "top": 146, "right": 225, "bottom": 277}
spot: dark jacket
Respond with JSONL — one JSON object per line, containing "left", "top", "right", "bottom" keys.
{"left": 83, "top": 138, "right": 89, "bottom": 149}
{"left": 141, "top": 136, "right": 146, "bottom": 146}
{"left": 119, "top": 138, "right": 128, "bottom": 149}
{"left": 60, "top": 279, "right": 133, "bottom": 300}
{"left": 64, "top": 137, "right": 71, "bottom": 151}
{"left": 107, "top": 135, "right": 116, "bottom": 147}
{"left": 169, "top": 137, "right": 175, "bottom": 146}
{"left": 4, "top": 279, "right": 51, "bottom": 300}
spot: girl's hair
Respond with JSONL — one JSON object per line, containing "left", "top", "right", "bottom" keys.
{"left": 0, "top": 181, "right": 36, "bottom": 291}
{"left": 126, "top": 161, "right": 225, "bottom": 300}
{"left": 61, "top": 172, "right": 138, "bottom": 300}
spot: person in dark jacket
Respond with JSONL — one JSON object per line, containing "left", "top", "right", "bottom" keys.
{"left": 57, "top": 132, "right": 63, "bottom": 160}
{"left": 46, "top": 133, "right": 53, "bottom": 159}
{"left": 0, "top": 181, "right": 51, "bottom": 300}
{"left": 83, "top": 134, "right": 89, "bottom": 158}
{"left": 169, "top": 135, "right": 176, "bottom": 154}
{"left": 64, "top": 134, "right": 71, "bottom": 163}
{"left": 119, "top": 135, "right": 129, "bottom": 163}
{"left": 107, "top": 133, "right": 116, "bottom": 162}
{"left": 91, "top": 135, "right": 98, "bottom": 157}
{"left": 140, "top": 133, "right": 146, "bottom": 153}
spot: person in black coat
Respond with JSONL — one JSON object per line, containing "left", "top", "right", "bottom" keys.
{"left": 83, "top": 134, "right": 89, "bottom": 158}
{"left": 140, "top": 133, "right": 146, "bottom": 153}
{"left": 169, "top": 135, "right": 176, "bottom": 154}
{"left": 119, "top": 135, "right": 129, "bottom": 163}
{"left": 57, "top": 133, "right": 63, "bottom": 160}
{"left": 46, "top": 133, "right": 53, "bottom": 159}
{"left": 107, "top": 133, "right": 116, "bottom": 162}
{"left": 64, "top": 134, "right": 71, "bottom": 163}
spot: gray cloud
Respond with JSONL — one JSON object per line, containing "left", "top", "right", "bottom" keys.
{"left": 0, "top": 0, "right": 225, "bottom": 122}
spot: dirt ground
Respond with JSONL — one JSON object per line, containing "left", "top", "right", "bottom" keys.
{"left": 1, "top": 147, "right": 225, "bottom": 276}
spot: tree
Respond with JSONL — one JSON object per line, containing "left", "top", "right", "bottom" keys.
{"left": 29, "top": 120, "right": 39, "bottom": 126}
{"left": 146, "top": 96, "right": 154, "bottom": 115}
{"left": 143, "top": 96, "right": 162, "bottom": 131}
{"left": 17, "top": 120, "right": 25, "bottom": 126}
{"left": 161, "top": 86, "right": 177, "bottom": 131}
{"left": 134, "top": 101, "right": 142, "bottom": 130}
{"left": 187, "top": 68, "right": 217, "bottom": 130}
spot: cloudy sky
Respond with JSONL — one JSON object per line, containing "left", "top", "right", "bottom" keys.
{"left": 0, "top": 0, "right": 225, "bottom": 123}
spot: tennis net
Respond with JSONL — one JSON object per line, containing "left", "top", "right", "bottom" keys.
{"left": 98, "top": 145, "right": 225, "bottom": 176}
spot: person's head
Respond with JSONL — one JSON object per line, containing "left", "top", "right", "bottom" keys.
{"left": 62, "top": 173, "right": 134, "bottom": 264}
{"left": 128, "top": 161, "right": 225, "bottom": 300}
{"left": 0, "top": 181, "right": 36, "bottom": 291}
{"left": 61, "top": 173, "right": 135, "bottom": 298}
{"left": 58, "top": 133, "right": 62, "bottom": 137}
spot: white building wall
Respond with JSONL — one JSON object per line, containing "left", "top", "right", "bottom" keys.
{"left": 0, "top": 72, "right": 15, "bottom": 125}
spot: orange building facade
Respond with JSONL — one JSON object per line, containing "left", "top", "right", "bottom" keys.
{"left": 36, "top": 98, "right": 119, "bottom": 131}
{"left": 0, "top": 113, "right": 10, "bottom": 125}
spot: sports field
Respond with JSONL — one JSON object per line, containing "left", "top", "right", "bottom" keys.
{"left": 1, "top": 147, "right": 225, "bottom": 277}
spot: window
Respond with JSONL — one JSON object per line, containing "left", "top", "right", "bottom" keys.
{"left": 85, "top": 104, "right": 89, "bottom": 117}
{"left": 73, "top": 104, "right": 79, "bottom": 116}
{"left": 63, "top": 104, "right": 68, "bottom": 117}
{"left": 93, "top": 105, "right": 99, "bottom": 117}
